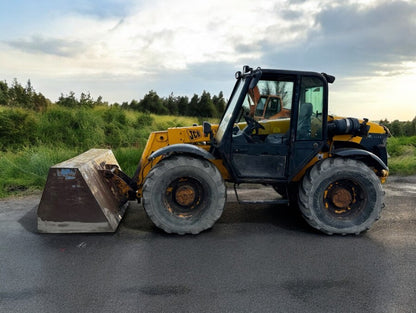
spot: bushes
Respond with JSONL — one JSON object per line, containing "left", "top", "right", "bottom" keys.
{"left": 37, "top": 107, "right": 105, "bottom": 149}
{"left": 154, "top": 118, "right": 186, "bottom": 131}
{"left": 0, "top": 105, "right": 202, "bottom": 153}
{"left": 0, "top": 108, "right": 37, "bottom": 150}
{"left": 136, "top": 113, "right": 154, "bottom": 127}
{"left": 0, "top": 106, "right": 156, "bottom": 151}
{"left": 0, "top": 105, "right": 203, "bottom": 197}
{"left": 387, "top": 136, "right": 416, "bottom": 175}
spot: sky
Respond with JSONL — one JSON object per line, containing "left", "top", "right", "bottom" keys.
{"left": 0, "top": 0, "right": 415, "bottom": 121}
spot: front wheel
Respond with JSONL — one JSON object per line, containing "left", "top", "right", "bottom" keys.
{"left": 142, "top": 156, "right": 226, "bottom": 235}
{"left": 298, "top": 158, "right": 384, "bottom": 235}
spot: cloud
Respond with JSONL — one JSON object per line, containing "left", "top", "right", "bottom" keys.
{"left": 3, "top": 0, "right": 416, "bottom": 77}
{"left": 74, "top": 0, "right": 279, "bottom": 75}
{"left": 6, "top": 36, "right": 87, "bottom": 57}
{"left": 320, "top": 2, "right": 415, "bottom": 58}
{"left": 254, "top": 0, "right": 416, "bottom": 78}
{"left": 69, "top": 0, "right": 135, "bottom": 18}
{"left": 1, "top": 0, "right": 324, "bottom": 77}
{"left": 1, "top": 0, "right": 415, "bottom": 121}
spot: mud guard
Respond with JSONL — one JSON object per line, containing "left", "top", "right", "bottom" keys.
{"left": 148, "top": 143, "right": 215, "bottom": 160}
{"left": 333, "top": 148, "right": 388, "bottom": 171}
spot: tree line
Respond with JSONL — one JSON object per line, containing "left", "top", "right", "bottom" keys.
{"left": 0, "top": 79, "right": 226, "bottom": 118}
{"left": 1, "top": 79, "right": 415, "bottom": 133}
{"left": 0, "top": 79, "right": 51, "bottom": 111}
{"left": 118, "top": 90, "right": 226, "bottom": 118}
{"left": 379, "top": 118, "right": 416, "bottom": 137}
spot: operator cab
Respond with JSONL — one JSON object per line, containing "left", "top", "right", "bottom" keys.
{"left": 214, "top": 66, "right": 331, "bottom": 183}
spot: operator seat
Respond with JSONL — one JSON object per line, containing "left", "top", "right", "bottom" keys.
{"left": 264, "top": 102, "right": 313, "bottom": 144}
{"left": 297, "top": 102, "right": 312, "bottom": 139}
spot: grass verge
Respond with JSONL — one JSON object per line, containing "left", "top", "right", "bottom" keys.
{"left": 0, "top": 146, "right": 145, "bottom": 198}
{"left": 0, "top": 121, "right": 414, "bottom": 198}
{"left": 0, "top": 147, "right": 80, "bottom": 197}
{"left": 387, "top": 136, "right": 416, "bottom": 175}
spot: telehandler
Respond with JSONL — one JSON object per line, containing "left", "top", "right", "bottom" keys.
{"left": 38, "top": 66, "right": 389, "bottom": 235}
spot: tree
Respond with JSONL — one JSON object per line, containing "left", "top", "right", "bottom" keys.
{"left": 198, "top": 90, "right": 216, "bottom": 117}
{"left": 212, "top": 91, "right": 226, "bottom": 117}
{"left": 79, "top": 92, "right": 95, "bottom": 108}
{"left": 9, "top": 79, "right": 30, "bottom": 108}
{"left": 0, "top": 79, "right": 49, "bottom": 111}
{"left": 32, "top": 92, "right": 50, "bottom": 112}
{"left": 120, "top": 101, "right": 129, "bottom": 109}
{"left": 0, "top": 81, "right": 9, "bottom": 106}
{"left": 95, "top": 96, "right": 105, "bottom": 106}
{"left": 56, "top": 91, "right": 104, "bottom": 108}
{"left": 187, "top": 94, "right": 200, "bottom": 117}
{"left": 177, "top": 96, "right": 189, "bottom": 116}
{"left": 57, "top": 91, "right": 78, "bottom": 108}
{"left": 127, "top": 99, "right": 140, "bottom": 110}
{"left": 390, "top": 120, "right": 403, "bottom": 136}
{"left": 402, "top": 121, "right": 414, "bottom": 136}
{"left": 165, "top": 92, "right": 178, "bottom": 115}
{"left": 139, "top": 90, "right": 168, "bottom": 115}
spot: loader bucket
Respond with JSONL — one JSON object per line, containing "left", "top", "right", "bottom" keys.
{"left": 37, "top": 149, "right": 129, "bottom": 233}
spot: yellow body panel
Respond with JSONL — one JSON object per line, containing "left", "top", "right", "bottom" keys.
{"left": 135, "top": 124, "right": 225, "bottom": 197}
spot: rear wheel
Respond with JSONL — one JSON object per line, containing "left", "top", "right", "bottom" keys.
{"left": 298, "top": 158, "right": 384, "bottom": 235}
{"left": 142, "top": 155, "right": 226, "bottom": 234}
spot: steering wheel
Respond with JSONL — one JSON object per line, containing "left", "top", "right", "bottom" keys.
{"left": 243, "top": 114, "right": 265, "bottom": 138}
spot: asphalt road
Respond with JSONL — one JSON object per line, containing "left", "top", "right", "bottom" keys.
{"left": 0, "top": 176, "right": 415, "bottom": 313}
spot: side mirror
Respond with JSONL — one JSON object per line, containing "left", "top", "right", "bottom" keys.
{"left": 203, "top": 121, "right": 213, "bottom": 139}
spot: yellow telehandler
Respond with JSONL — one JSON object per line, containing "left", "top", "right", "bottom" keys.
{"left": 38, "top": 66, "right": 389, "bottom": 235}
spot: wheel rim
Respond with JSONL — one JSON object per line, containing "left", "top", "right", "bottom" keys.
{"left": 323, "top": 179, "right": 366, "bottom": 218}
{"left": 164, "top": 177, "right": 205, "bottom": 218}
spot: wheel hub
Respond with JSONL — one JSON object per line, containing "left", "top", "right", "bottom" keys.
{"left": 323, "top": 180, "right": 363, "bottom": 217}
{"left": 330, "top": 186, "right": 352, "bottom": 209}
{"left": 175, "top": 185, "right": 196, "bottom": 207}
{"left": 164, "top": 177, "right": 204, "bottom": 218}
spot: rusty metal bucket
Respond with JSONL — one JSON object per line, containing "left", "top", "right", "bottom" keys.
{"left": 37, "top": 149, "right": 129, "bottom": 233}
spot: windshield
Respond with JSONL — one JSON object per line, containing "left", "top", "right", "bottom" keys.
{"left": 215, "top": 78, "right": 245, "bottom": 142}
{"left": 235, "top": 79, "right": 293, "bottom": 123}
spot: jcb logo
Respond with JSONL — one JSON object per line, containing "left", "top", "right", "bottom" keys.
{"left": 187, "top": 130, "right": 201, "bottom": 140}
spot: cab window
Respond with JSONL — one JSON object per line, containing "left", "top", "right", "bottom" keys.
{"left": 296, "top": 77, "right": 324, "bottom": 140}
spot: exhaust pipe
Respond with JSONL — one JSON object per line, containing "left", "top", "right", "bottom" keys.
{"left": 37, "top": 149, "right": 130, "bottom": 233}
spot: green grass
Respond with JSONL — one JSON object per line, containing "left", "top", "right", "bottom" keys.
{"left": 113, "top": 147, "right": 143, "bottom": 177}
{"left": 0, "top": 146, "right": 147, "bottom": 198}
{"left": 0, "top": 147, "right": 80, "bottom": 197}
{"left": 387, "top": 136, "right": 416, "bottom": 175}
{"left": 0, "top": 106, "right": 206, "bottom": 152}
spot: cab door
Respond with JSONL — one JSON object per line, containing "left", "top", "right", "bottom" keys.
{"left": 288, "top": 75, "right": 327, "bottom": 179}
{"left": 229, "top": 76, "right": 295, "bottom": 180}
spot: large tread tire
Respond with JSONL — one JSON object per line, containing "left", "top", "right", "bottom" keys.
{"left": 298, "top": 158, "right": 384, "bottom": 235}
{"left": 142, "top": 155, "right": 226, "bottom": 235}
